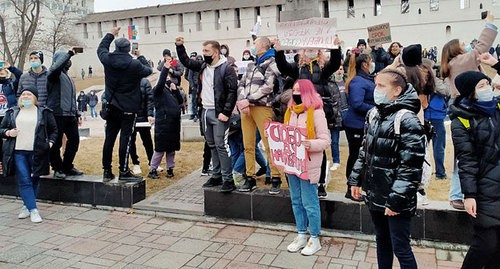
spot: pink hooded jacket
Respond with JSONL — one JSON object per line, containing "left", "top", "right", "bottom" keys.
{"left": 287, "top": 108, "right": 331, "bottom": 183}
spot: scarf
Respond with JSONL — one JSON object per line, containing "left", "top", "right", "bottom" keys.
{"left": 308, "top": 57, "right": 319, "bottom": 74}
{"left": 284, "top": 104, "right": 316, "bottom": 139}
{"left": 256, "top": 48, "right": 276, "bottom": 65}
{"left": 474, "top": 100, "right": 496, "bottom": 116}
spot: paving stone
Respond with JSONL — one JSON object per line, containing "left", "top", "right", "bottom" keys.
{"left": 168, "top": 238, "right": 212, "bottom": 254}
{"left": 62, "top": 238, "right": 110, "bottom": 256}
{"left": 157, "top": 219, "right": 194, "bottom": 232}
{"left": 44, "top": 206, "right": 88, "bottom": 221}
{"left": 271, "top": 251, "right": 318, "bottom": 269}
{"left": 225, "top": 260, "right": 268, "bottom": 269}
{"left": 11, "top": 230, "right": 55, "bottom": 245}
{"left": 72, "top": 209, "right": 110, "bottom": 222}
{"left": 81, "top": 256, "right": 116, "bottom": 267}
{"left": 211, "top": 258, "right": 232, "bottom": 269}
{"left": 103, "top": 216, "right": 146, "bottom": 230}
{"left": 143, "top": 250, "right": 194, "bottom": 269}
{"left": 57, "top": 223, "right": 99, "bottom": 237}
{"left": 180, "top": 225, "right": 219, "bottom": 240}
{"left": 198, "top": 257, "right": 219, "bottom": 268}
{"left": 243, "top": 233, "right": 284, "bottom": 249}
{"left": 109, "top": 245, "right": 141, "bottom": 256}
{"left": 259, "top": 253, "right": 277, "bottom": 266}
{"left": 215, "top": 225, "right": 255, "bottom": 242}
{"left": 186, "top": 255, "right": 206, "bottom": 267}
{"left": 313, "top": 256, "right": 331, "bottom": 269}
{"left": 0, "top": 245, "right": 45, "bottom": 264}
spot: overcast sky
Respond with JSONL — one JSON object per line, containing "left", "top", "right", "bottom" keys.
{"left": 94, "top": 0, "right": 197, "bottom": 12}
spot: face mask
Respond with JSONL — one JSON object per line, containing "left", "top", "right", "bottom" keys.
{"left": 369, "top": 62, "right": 376, "bottom": 74}
{"left": 373, "top": 87, "right": 392, "bottom": 105}
{"left": 465, "top": 45, "right": 472, "bottom": 53}
{"left": 292, "top": 94, "right": 302, "bottom": 104}
{"left": 221, "top": 48, "right": 228, "bottom": 55}
{"left": 494, "top": 90, "right": 500, "bottom": 97}
{"left": 305, "top": 51, "right": 317, "bottom": 59}
{"left": 31, "top": 61, "right": 41, "bottom": 69}
{"left": 476, "top": 86, "right": 493, "bottom": 102}
{"left": 334, "top": 73, "right": 343, "bottom": 81}
{"left": 250, "top": 46, "right": 257, "bottom": 56}
{"left": 203, "top": 55, "right": 214, "bottom": 65}
{"left": 22, "top": 99, "right": 33, "bottom": 107}
{"left": 243, "top": 54, "right": 250, "bottom": 60}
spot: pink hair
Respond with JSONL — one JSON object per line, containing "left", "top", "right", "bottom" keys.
{"left": 288, "top": 79, "right": 323, "bottom": 110}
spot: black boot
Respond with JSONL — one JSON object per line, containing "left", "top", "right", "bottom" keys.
{"left": 148, "top": 169, "right": 159, "bottom": 179}
{"left": 220, "top": 180, "right": 236, "bottom": 193}
{"left": 103, "top": 169, "right": 115, "bottom": 182}
{"left": 202, "top": 177, "right": 222, "bottom": 188}
{"left": 318, "top": 184, "right": 328, "bottom": 199}
{"left": 269, "top": 177, "right": 281, "bottom": 195}
{"left": 119, "top": 170, "right": 143, "bottom": 182}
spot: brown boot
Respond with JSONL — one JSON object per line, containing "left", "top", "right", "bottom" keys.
{"left": 450, "top": 200, "right": 465, "bottom": 210}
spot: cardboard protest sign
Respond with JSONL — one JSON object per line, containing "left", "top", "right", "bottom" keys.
{"left": 277, "top": 17, "right": 337, "bottom": 50}
{"left": 367, "top": 23, "right": 391, "bottom": 46}
{"left": 265, "top": 122, "right": 309, "bottom": 180}
{"left": 128, "top": 25, "right": 139, "bottom": 40}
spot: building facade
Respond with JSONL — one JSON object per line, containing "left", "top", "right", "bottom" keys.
{"left": 74, "top": 0, "right": 500, "bottom": 75}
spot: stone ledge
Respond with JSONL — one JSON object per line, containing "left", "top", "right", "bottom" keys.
{"left": 204, "top": 188, "right": 473, "bottom": 244}
{"left": 0, "top": 175, "right": 145, "bottom": 208}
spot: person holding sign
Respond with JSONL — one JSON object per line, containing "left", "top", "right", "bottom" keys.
{"left": 274, "top": 36, "right": 341, "bottom": 198}
{"left": 284, "top": 79, "right": 330, "bottom": 256}
{"left": 348, "top": 69, "right": 425, "bottom": 269}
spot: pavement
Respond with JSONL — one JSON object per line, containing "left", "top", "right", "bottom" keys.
{"left": 0, "top": 197, "right": 466, "bottom": 269}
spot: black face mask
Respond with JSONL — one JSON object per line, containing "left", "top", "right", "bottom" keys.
{"left": 293, "top": 94, "right": 302, "bottom": 104}
{"left": 203, "top": 55, "right": 213, "bottom": 65}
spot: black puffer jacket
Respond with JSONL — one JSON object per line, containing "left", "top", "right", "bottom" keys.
{"left": 348, "top": 84, "right": 425, "bottom": 216}
{"left": 136, "top": 78, "right": 154, "bottom": 123}
{"left": 449, "top": 101, "right": 500, "bottom": 228}
{"left": 275, "top": 49, "right": 341, "bottom": 128}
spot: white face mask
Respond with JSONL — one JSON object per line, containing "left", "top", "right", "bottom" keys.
{"left": 305, "top": 51, "right": 317, "bottom": 59}
{"left": 493, "top": 90, "right": 500, "bottom": 97}
{"left": 476, "top": 86, "right": 493, "bottom": 102}
{"left": 243, "top": 54, "right": 250, "bottom": 60}
{"left": 221, "top": 48, "right": 228, "bottom": 55}
{"left": 369, "top": 62, "right": 376, "bottom": 74}
{"left": 373, "top": 87, "right": 392, "bottom": 105}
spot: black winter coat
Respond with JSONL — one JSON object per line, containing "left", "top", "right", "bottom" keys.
{"left": 449, "top": 102, "right": 500, "bottom": 228}
{"left": 275, "top": 49, "right": 342, "bottom": 128}
{"left": 136, "top": 78, "right": 154, "bottom": 122}
{"left": 0, "top": 106, "right": 58, "bottom": 176}
{"left": 348, "top": 85, "right": 425, "bottom": 216}
{"left": 77, "top": 94, "right": 88, "bottom": 112}
{"left": 97, "top": 33, "right": 153, "bottom": 113}
{"left": 176, "top": 44, "right": 238, "bottom": 118}
{"left": 153, "top": 67, "right": 183, "bottom": 152}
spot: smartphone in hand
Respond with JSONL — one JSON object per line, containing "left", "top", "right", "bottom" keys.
{"left": 481, "top": 11, "right": 488, "bottom": 20}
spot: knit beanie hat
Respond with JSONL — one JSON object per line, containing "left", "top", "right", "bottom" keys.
{"left": 163, "top": 49, "right": 172, "bottom": 57}
{"left": 401, "top": 44, "right": 422, "bottom": 67}
{"left": 357, "top": 39, "right": 367, "bottom": 48}
{"left": 21, "top": 87, "right": 39, "bottom": 99}
{"left": 455, "top": 71, "right": 491, "bottom": 100}
{"left": 29, "top": 51, "right": 44, "bottom": 64}
{"left": 114, "top": 38, "right": 131, "bottom": 53}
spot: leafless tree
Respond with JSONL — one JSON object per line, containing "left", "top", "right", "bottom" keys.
{"left": 0, "top": 0, "right": 42, "bottom": 70}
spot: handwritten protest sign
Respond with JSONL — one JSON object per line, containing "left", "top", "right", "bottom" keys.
{"left": 277, "top": 17, "right": 337, "bottom": 50}
{"left": 367, "top": 23, "right": 391, "bottom": 46}
{"left": 265, "top": 122, "right": 309, "bottom": 180}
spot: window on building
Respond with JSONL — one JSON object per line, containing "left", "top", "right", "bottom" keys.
{"left": 323, "top": 1, "right": 329, "bottom": 18}
{"left": 145, "top": 16, "right": 150, "bottom": 34}
{"left": 347, "top": 0, "right": 355, "bottom": 18}
{"left": 83, "top": 23, "right": 88, "bottom": 39}
{"left": 113, "top": 20, "right": 117, "bottom": 27}
{"left": 460, "top": 0, "right": 470, "bottom": 9}
{"left": 97, "top": 22, "right": 102, "bottom": 38}
{"left": 196, "top": 12, "right": 202, "bottom": 31}
{"left": 215, "top": 10, "right": 221, "bottom": 30}
{"left": 277, "top": 5, "right": 282, "bottom": 22}
{"left": 178, "top": 14, "right": 184, "bottom": 32}
{"left": 161, "top": 15, "right": 166, "bottom": 33}
{"left": 129, "top": 18, "right": 133, "bottom": 26}
{"left": 235, "top": 8, "right": 241, "bottom": 28}
{"left": 446, "top": 25, "right": 451, "bottom": 35}
{"left": 374, "top": 0, "right": 381, "bottom": 16}
{"left": 255, "top": 7, "right": 260, "bottom": 23}
{"left": 430, "top": 0, "right": 439, "bottom": 11}
{"left": 401, "top": 0, "right": 410, "bottom": 13}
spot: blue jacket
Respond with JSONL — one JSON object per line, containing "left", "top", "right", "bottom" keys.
{"left": 424, "top": 93, "right": 447, "bottom": 120}
{"left": 0, "top": 66, "right": 22, "bottom": 110}
{"left": 343, "top": 71, "right": 375, "bottom": 129}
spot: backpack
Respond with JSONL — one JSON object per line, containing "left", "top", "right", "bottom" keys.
{"left": 368, "top": 108, "right": 432, "bottom": 189}
{"left": 255, "top": 61, "right": 284, "bottom": 96}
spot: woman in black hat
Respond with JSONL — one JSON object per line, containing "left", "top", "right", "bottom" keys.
{"left": 449, "top": 70, "right": 500, "bottom": 269}
{"left": 0, "top": 88, "right": 57, "bottom": 223}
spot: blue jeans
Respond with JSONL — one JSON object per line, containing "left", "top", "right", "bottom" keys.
{"left": 330, "top": 128, "right": 340, "bottom": 164}
{"left": 15, "top": 151, "right": 40, "bottom": 211}
{"left": 228, "top": 132, "right": 245, "bottom": 174}
{"left": 449, "top": 160, "right": 463, "bottom": 201}
{"left": 370, "top": 210, "right": 417, "bottom": 269}
{"left": 90, "top": 106, "right": 97, "bottom": 118}
{"left": 430, "top": 119, "right": 446, "bottom": 178}
{"left": 287, "top": 174, "right": 321, "bottom": 237}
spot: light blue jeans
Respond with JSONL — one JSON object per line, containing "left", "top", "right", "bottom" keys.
{"left": 449, "top": 160, "right": 463, "bottom": 201}
{"left": 330, "top": 128, "right": 341, "bottom": 164}
{"left": 287, "top": 174, "right": 321, "bottom": 237}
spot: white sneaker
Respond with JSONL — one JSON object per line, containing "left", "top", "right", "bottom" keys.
{"left": 157, "top": 167, "right": 165, "bottom": 172}
{"left": 287, "top": 234, "right": 308, "bottom": 252}
{"left": 417, "top": 192, "right": 429, "bottom": 206}
{"left": 330, "top": 163, "right": 340, "bottom": 171}
{"left": 18, "top": 206, "right": 30, "bottom": 219}
{"left": 30, "top": 209, "right": 42, "bottom": 223}
{"left": 301, "top": 237, "right": 321, "bottom": 256}
{"left": 133, "top": 164, "right": 142, "bottom": 175}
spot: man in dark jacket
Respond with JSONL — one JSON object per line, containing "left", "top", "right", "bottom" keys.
{"left": 157, "top": 49, "right": 184, "bottom": 87}
{"left": 97, "top": 27, "right": 153, "bottom": 182}
{"left": 77, "top": 91, "right": 89, "bottom": 119}
{"left": 47, "top": 49, "right": 84, "bottom": 179}
{"left": 129, "top": 78, "right": 154, "bottom": 175}
{"left": 450, "top": 70, "right": 500, "bottom": 269}
{"left": 175, "top": 37, "right": 238, "bottom": 193}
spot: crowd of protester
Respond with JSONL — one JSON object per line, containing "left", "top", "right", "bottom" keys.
{"left": 0, "top": 10, "right": 499, "bottom": 266}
